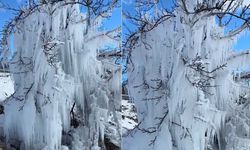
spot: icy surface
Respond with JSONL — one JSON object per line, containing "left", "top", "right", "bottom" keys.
{"left": 124, "top": 2, "right": 250, "bottom": 150}
{"left": 0, "top": 2, "right": 121, "bottom": 150}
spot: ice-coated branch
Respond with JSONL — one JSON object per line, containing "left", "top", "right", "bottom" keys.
{"left": 85, "top": 26, "right": 121, "bottom": 43}
{"left": 184, "top": 54, "right": 227, "bottom": 93}
{"left": 226, "top": 49, "right": 250, "bottom": 62}
{"left": 180, "top": 0, "right": 250, "bottom": 37}
{"left": 124, "top": 0, "right": 250, "bottom": 54}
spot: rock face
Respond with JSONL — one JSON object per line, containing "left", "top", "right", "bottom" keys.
{"left": 0, "top": 141, "right": 17, "bottom": 150}
{"left": 0, "top": 141, "right": 4, "bottom": 149}
{"left": 0, "top": 105, "right": 3, "bottom": 115}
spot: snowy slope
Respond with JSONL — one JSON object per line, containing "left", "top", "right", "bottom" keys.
{"left": 121, "top": 98, "right": 137, "bottom": 135}
{"left": 0, "top": 73, "right": 14, "bottom": 102}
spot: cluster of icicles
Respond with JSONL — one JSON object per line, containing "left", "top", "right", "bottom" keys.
{"left": 0, "top": 2, "right": 121, "bottom": 150}
{"left": 124, "top": 4, "right": 250, "bottom": 150}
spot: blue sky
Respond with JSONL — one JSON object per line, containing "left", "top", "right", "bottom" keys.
{"left": 234, "top": 32, "right": 250, "bottom": 50}
{"left": 0, "top": 0, "right": 19, "bottom": 33}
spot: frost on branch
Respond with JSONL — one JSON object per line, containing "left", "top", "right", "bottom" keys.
{"left": 124, "top": 0, "right": 250, "bottom": 149}
{"left": 0, "top": 1, "right": 121, "bottom": 150}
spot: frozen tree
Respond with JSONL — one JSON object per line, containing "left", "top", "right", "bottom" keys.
{"left": 0, "top": 0, "right": 121, "bottom": 150}
{"left": 123, "top": 0, "right": 250, "bottom": 150}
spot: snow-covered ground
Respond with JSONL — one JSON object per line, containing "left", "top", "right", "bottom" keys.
{"left": 0, "top": 72, "right": 14, "bottom": 102}
{"left": 121, "top": 96, "right": 138, "bottom": 135}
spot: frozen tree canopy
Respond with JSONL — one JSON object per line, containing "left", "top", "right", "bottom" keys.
{"left": 0, "top": 0, "right": 121, "bottom": 150}
{"left": 124, "top": 0, "right": 250, "bottom": 150}
{"left": 3, "top": 0, "right": 250, "bottom": 149}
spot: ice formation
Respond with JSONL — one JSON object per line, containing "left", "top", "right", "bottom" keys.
{"left": 124, "top": 1, "right": 250, "bottom": 150}
{"left": 0, "top": 1, "right": 121, "bottom": 150}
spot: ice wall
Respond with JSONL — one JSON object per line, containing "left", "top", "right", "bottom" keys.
{"left": 0, "top": 2, "right": 121, "bottom": 150}
{"left": 124, "top": 2, "right": 250, "bottom": 150}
